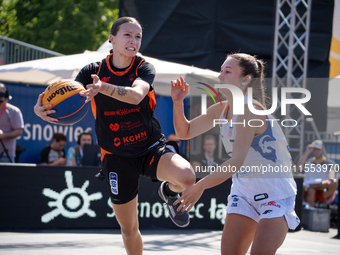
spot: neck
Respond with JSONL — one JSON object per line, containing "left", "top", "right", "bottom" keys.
{"left": 0, "top": 102, "right": 7, "bottom": 111}
{"left": 314, "top": 155, "right": 325, "bottom": 163}
{"left": 205, "top": 152, "right": 214, "bottom": 159}
{"left": 112, "top": 54, "right": 133, "bottom": 69}
{"left": 224, "top": 91, "right": 233, "bottom": 113}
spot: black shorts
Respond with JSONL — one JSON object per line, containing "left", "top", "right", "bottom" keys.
{"left": 102, "top": 139, "right": 176, "bottom": 204}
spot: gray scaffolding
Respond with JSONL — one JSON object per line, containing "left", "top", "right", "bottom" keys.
{"left": 272, "top": 0, "right": 312, "bottom": 160}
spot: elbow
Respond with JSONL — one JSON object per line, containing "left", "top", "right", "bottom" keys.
{"left": 18, "top": 129, "right": 23, "bottom": 137}
{"left": 177, "top": 134, "right": 190, "bottom": 140}
{"left": 176, "top": 128, "right": 190, "bottom": 140}
{"left": 131, "top": 94, "right": 144, "bottom": 105}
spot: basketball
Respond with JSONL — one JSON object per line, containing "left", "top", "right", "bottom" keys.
{"left": 42, "top": 80, "right": 90, "bottom": 125}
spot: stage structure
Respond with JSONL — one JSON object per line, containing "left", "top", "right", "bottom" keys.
{"left": 272, "top": 0, "right": 312, "bottom": 159}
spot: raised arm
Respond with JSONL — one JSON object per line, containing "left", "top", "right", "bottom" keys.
{"left": 172, "top": 76, "right": 224, "bottom": 140}
{"left": 296, "top": 144, "right": 313, "bottom": 172}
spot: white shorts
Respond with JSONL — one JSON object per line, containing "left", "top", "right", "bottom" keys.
{"left": 226, "top": 194, "right": 300, "bottom": 230}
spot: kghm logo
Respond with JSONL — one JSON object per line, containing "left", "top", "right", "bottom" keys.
{"left": 196, "top": 82, "right": 222, "bottom": 114}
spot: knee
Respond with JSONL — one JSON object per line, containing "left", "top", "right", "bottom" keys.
{"left": 181, "top": 167, "right": 196, "bottom": 188}
{"left": 330, "top": 179, "right": 338, "bottom": 190}
{"left": 306, "top": 187, "right": 316, "bottom": 196}
{"left": 120, "top": 224, "right": 139, "bottom": 240}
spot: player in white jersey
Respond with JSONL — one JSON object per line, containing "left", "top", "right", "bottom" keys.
{"left": 171, "top": 53, "right": 299, "bottom": 255}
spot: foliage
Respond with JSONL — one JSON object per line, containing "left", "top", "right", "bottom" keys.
{"left": 0, "top": 0, "right": 119, "bottom": 54}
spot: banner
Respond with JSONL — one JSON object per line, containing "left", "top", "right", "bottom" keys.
{"left": 0, "top": 164, "right": 231, "bottom": 230}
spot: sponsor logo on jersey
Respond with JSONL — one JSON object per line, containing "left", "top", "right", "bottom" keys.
{"left": 104, "top": 107, "right": 141, "bottom": 116}
{"left": 113, "top": 131, "right": 148, "bottom": 147}
{"left": 265, "top": 201, "right": 281, "bottom": 208}
{"left": 122, "top": 131, "right": 147, "bottom": 145}
{"left": 114, "top": 137, "right": 121, "bottom": 147}
{"left": 120, "top": 121, "right": 144, "bottom": 131}
{"left": 149, "top": 156, "right": 155, "bottom": 165}
{"left": 129, "top": 73, "right": 135, "bottom": 82}
{"left": 109, "top": 172, "right": 118, "bottom": 195}
{"left": 263, "top": 210, "right": 273, "bottom": 215}
{"left": 101, "top": 77, "right": 111, "bottom": 82}
{"left": 110, "top": 123, "right": 120, "bottom": 132}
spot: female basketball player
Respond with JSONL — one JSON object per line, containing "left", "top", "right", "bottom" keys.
{"left": 171, "top": 53, "right": 299, "bottom": 255}
{"left": 34, "top": 17, "right": 195, "bottom": 255}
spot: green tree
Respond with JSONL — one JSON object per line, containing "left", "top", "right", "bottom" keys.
{"left": 1, "top": 0, "right": 119, "bottom": 54}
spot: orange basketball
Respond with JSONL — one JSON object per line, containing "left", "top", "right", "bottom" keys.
{"left": 42, "top": 80, "right": 90, "bottom": 125}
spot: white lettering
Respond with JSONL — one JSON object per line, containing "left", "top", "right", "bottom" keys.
{"left": 151, "top": 202, "right": 163, "bottom": 218}
{"left": 23, "top": 123, "right": 31, "bottom": 140}
{"left": 281, "top": 88, "right": 312, "bottom": 115}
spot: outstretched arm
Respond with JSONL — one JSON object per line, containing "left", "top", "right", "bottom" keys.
{"left": 174, "top": 107, "right": 262, "bottom": 212}
{"left": 80, "top": 75, "right": 150, "bottom": 105}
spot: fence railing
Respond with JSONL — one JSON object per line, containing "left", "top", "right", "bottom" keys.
{"left": 0, "top": 36, "right": 63, "bottom": 65}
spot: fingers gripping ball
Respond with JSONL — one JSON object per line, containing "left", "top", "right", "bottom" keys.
{"left": 42, "top": 80, "right": 90, "bottom": 125}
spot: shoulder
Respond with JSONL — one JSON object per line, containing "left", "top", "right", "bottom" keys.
{"left": 324, "top": 158, "right": 336, "bottom": 165}
{"left": 206, "top": 101, "right": 227, "bottom": 119}
{"left": 137, "top": 60, "right": 155, "bottom": 76}
{"left": 75, "top": 61, "right": 101, "bottom": 86}
{"left": 41, "top": 145, "right": 51, "bottom": 153}
{"left": 6, "top": 103, "right": 22, "bottom": 113}
{"left": 80, "top": 61, "right": 101, "bottom": 73}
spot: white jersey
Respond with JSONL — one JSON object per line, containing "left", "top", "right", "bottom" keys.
{"left": 219, "top": 95, "right": 297, "bottom": 200}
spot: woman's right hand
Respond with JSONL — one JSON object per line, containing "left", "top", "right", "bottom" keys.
{"left": 171, "top": 76, "right": 189, "bottom": 102}
{"left": 33, "top": 92, "right": 58, "bottom": 123}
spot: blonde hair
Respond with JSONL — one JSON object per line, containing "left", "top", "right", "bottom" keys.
{"left": 227, "top": 53, "right": 267, "bottom": 108}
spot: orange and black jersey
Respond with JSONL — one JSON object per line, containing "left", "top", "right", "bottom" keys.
{"left": 75, "top": 54, "right": 163, "bottom": 157}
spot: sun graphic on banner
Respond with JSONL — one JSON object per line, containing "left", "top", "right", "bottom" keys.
{"left": 41, "top": 171, "right": 103, "bottom": 223}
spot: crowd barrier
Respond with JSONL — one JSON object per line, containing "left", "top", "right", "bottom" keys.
{"left": 0, "top": 164, "right": 303, "bottom": 230}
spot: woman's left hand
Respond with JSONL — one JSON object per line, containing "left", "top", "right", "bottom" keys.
{"left": 174, "top": 183, "right": 205, "bottom": 212}
{"left": 80, "top": 74, "right": 102, "bottom": 103}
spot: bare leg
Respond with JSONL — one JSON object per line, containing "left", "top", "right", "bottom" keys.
{"left": 250, "top": 216, "right": 288, "bottom": 255}
{"left": 156, "top": 152, "right": 195, "bottom": 193}
{"left": 322, "top": 179, "right": 338, "bottom": 201}
{"left": 112, "top": 196, "right": 143, "bottom": 255}
{"left": 221, "top": 213, "right": 257, "bottom": 255}
{"left": 305, "top": 187, "right": 316, "bottom": 207}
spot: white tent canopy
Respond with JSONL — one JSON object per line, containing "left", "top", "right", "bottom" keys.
{"left": 0, "top": 48, "right": 219, "bottom": 96}
{"left": 328, "top": 75, "right": 340, "bottom": 107}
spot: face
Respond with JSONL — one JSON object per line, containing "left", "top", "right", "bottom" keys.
{"left": 218, "top": 58, "right": 245, "bottom": 95}
{"left": 312, "top": 147, "right": 324, "bottom": 158}
{"left": 0, "top": 87, "right": 7, "bottom": 110}
{"left": 79, "top": 134, "right": 92, "bottom": 147}
{"left": 203, "top": 139, "right": 216, "bottom": 154}
{"left": 110, "top": 22, "right": 142, "bottom": 58}
{"left": 52, "top": 140, "right": 66, "bottom": 151}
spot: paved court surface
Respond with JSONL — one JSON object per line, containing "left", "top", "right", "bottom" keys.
{"left": 0, "top": 228, "right": 339, "bottom": 254}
